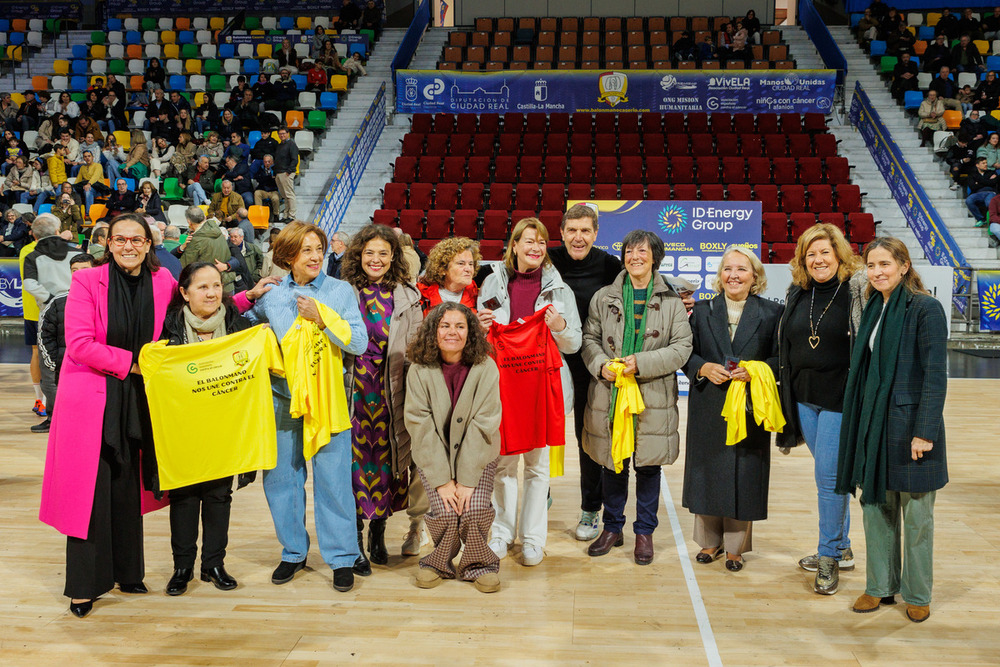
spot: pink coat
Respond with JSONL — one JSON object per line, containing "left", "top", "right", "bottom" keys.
{"left": 39, "top": 263, "right": 176, "bottom": 539}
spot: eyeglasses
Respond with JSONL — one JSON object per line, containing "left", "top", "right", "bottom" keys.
{"left": 109, "top": 235, "right": 150, "bottom": 247}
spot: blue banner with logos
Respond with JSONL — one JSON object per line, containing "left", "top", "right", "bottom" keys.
{"left": 107, "top": 0, "right": 344, "bottom": 16}
{"left": 849, "top": 81, "right": 971, "bottom": 313}
{"left": 314, "top": 82, "right": 386, "bottom": 236}
{"left": 978, "top": 270, "right": 1000, "bottom": 331}
{"left": 7, "top": 2, "right": 81, "bottom": 20}
{"left": 0, "top": 259, "right": 23, "bottom": 318}
{"left": 565, "top": 200, "right": 762, "bottom": 302}
{"left": 395, "top": 70, "right": 837, "bottom": 115}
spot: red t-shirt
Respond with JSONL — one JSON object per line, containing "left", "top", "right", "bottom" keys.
{"left": 487, "top": 309, "right": 565, "bottom": 456}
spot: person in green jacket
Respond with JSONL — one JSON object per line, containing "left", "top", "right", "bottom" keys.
{"left": 976, "top": 131, "right": 1000, "bottom": 172}
{"left": 179, "top": 206, "right": 234, "bottom": 294}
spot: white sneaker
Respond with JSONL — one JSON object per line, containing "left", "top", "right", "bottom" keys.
{"left": 950, "top": 182, "right": 959, "bottom": 191}
{"left": 488, "top": 537, "right": 508, "bottom": 560}
{"left": 401, "top": 524, "right": 428, "bottom": 556}
{"left": 522, "top": 543, "right": 544, "bottom": 566}
{"left": 575, "top": 510, "right": 600, "bottom": 541}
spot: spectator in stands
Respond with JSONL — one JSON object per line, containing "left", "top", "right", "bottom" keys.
{"left": 232, "top": 89, "right": 261, "bottom": 132}
{"left": 78, "top": 132, "right": 102, "bottom": 165}
{"left": 1, "top": 156, "right": 37, "bottom": 205}
{"left": 252, "top": 73, "right": 273, "bottom": 104}
{"left": 922, "top": 34, "right": 952, "bottom": 73}
{"left": 672, "top": 31, "right": 700, "bottom": 65}
{"left": 946, "top": 133, "right": 976, "bottom": 188}
{"left": 57, "top": 181, "right": 83, "bottom": 209}
{"left": 27, "top": 157, "right": 51, "bottom": 209}
{"left": 55, "top": 129, "right": 82, "bottom": 177}
{"left": 960, "top": 109, "right": 986, "bottom": 147}
{"left": 74, "top": 114, "right": 103, "bottom": 144}
{"left": 887, "top": 21, "right": 916, "bottom": 56}
{"left": 74, "top": 150, "right": 107, "bottom": 214}
{"left": 149, "top": 136, "right": 174, "bottom": 182}
{"left": 169, "top": 91, "right": 190, "bottom": 119}
{"left": 251, "top": 130, "right": 279, "bottom": 161}
{"left": 362, "top": 0, "right": 382, "bottom": 35}
{"left": 173, "top": 108, "right": 195, "bottom": 144}
{"left": 198, "top": 131, "right": 225, "bottom": 169}
{"left": 80, "top": 92, "right": 106, "bottom": 131}
{"left": 178, "top": 207, "right": 235, "bottom": 294}
{"left": 104, "top": 89, "right": 127, "bottom": 135}
{"left": 0, "top": 208, "right": 29, "bottom": 256}
{"left": 168, "top": 132, "right": 197, "bottom": 179}
{"left": 105, "top": 74, "right": 126, "bottom": 103}
{"left": 135, "top": 180, "right": 166, "bottom": 224}
{"left": 122, "top": 130, "right": 150, "bottom": 180}
{"left": 213, "top": 110, "right": 240, "bottom": 140}
{"left": 339, "top": 0, "right": 362, "bottom": 29}
{"left": 17, "top": 91, "right": 40, "bottom": 133}
{"left": 35, "top": 145, "right": 69, "bottom": 213}
{"left": 958, "top": 8, "right": 985, "bottom": 40}
{"left": 54, "top": 92, "right": 80, "bottom": 123}
{"left": 276, "top": 38, "right": 300, "bottom": 73}
{"left": 88, "top": 224, "right": 108, "bottom": 260}
{"left": 228, "top": 226, "right": 262, "bottom": 286}
{"left": 52, "top": 193, "right": 82, "bottom": 235}
{"left": 145, "top": 58, "right": 166, "bottom": 96}
{"left": 2, "top": 130, "right": 28, "bottom": 175}
{"left": 147, "top": 88, "right": 176, "bottom": 138}
{"left": 697, "top": 33, "right": 718, "bottom": 62}
{"left": 229, "top": 76, "right": 253, "bottom": 107}
{"left": 305, "top": 61, "right": 329, "bottom": 92}
{"left": 0, "top": 93, "right": 18, "bottom": 132}
{"left": 208, "top": 180, "right": 250, "bottom": 238}
{"left": 162, "top": 225, "right": 182, "bottom": 252}
{"left": 225, "top": 133, "right": 250, "bottom": 164}
{"left": 974, "top": 70, "right": 1000, "bottom": 111}
{"left": 976, "top": 129, "right": 1000, "bottom": 172}
{"left": 195, "top": 94, "right": 219, "bottom": 137}
{"left": 253, "top": 154, "right": 281, "bottom": 217}
{"left": 958, "top": 84, "right": 976, "bottom": 114}
{"left": 185, "top": 155, "right": 215, "bottom": 206}
{"left": 274, "top": 127, "right": 298, "bottom": 222}
{"left": 312, "top": 26, "right": 329, "bottom": 57}
{"left": 345, "top": 52, "right": 368, "bottom": 78}
{"left": 983, "top": 6, "right": 1000, "bottom": 40}
{"left": 951, "top": 34, "right": 985, "bottom": 74}
{"left": 936, "top": 8, "right": 961, "bottom": 40}
{"left": 318, "top": 40, "right": 349, "bottom": 78}
{"left": 103, "top": 132, "right": 127, "bottom": 181}
{"left": 106, "top": 178, "right": 136, "bottom": 217}
{"left": 890, "top": 52, "right": 919, "bottom": 101}
{"left": 323, "top": 230, "right": 350, "bottom": 279}
{"left": 742, "top": 9, "right": 761, "bottom": 44}
{"left": 929, "top": 66, "right": 962, "bottom": 110}
{"left": 966, "top": 156, "right": 998, "bottom": 221}
{"left": 268, "top": 69, "right": 299, "bottom": 112}
{"left": 986, "top": 194, "right": 1000, "bottom": 244}
{"left": 149, "top": 226, "right": 180, "bottom": 279}
{"left": 221, "top": 152, "right": 254, "bottom": 208}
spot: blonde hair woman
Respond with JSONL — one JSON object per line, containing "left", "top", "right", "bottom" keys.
{"left": 123, "top": 129, "right": 150, "bottom": 180}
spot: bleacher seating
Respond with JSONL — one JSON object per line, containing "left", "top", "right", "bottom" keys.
{"left": 375, "top": 111, "right": 869, "bottom": 263}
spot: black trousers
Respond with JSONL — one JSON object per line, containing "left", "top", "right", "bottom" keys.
{"left": 168, "top": 477, "right": 234, "bottom": 570}
{"left": 65, "top": 448, "right": 144, "bottom": 600}
{"left": 572, "top": 372, "right": 603, "bottom": 513}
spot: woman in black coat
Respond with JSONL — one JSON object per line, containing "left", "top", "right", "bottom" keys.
{"left": 160, "top": 261, "right": 252, "bottom": 596}
{"left": 682, "top": 246, "right": 782, "bottom": 572}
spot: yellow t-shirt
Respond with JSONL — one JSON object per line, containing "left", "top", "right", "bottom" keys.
{"left": 18, "top": 241, "right": 38, "bottom": 321}
{"left": 280, "top": 300, "right": 352, "bottom": 459}
{"left": 139, "top": 324, "right": 285, "bottom": 490}
{"left": 47, "top": 154, "right": 67, "bottom": 187}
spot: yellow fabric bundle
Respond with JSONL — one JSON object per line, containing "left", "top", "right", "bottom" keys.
{"left": 607, "top": 359, "right": 646, "bottom": 473}
{"left": 280, "top": 299, "right": 353, "bottom": 459}
{"left": 549, "top": 445, "right": 564, "bottom": 478}
{"left": 721, "top": 360, "right": 786, "bottom": 446}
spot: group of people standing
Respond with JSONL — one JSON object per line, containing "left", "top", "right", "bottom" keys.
{"left": 36, "top": 207, "right": 948, "bottom": 625}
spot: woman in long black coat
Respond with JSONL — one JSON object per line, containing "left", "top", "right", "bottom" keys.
{"left": 682, "top": 246, "right": 782, "bottom": 572}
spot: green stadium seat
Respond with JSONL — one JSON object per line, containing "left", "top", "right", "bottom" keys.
{"left": 204, "top": 59, "right": 222, "bottom": 75}
{"left": 307, "top": 110, "right": 327, "bottom": 129}
{"left": 208, "top": 75, "right": 226, "bottom": 91}
{"left": 162, "top": 178, "right": 185, "bottom": 200}
{"left": 90, "top": 31, "right": 105, "bottom": 45}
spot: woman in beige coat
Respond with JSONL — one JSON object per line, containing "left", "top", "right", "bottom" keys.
{"left": 404, "top": 302, "right": 502, "bottom": 593}
{"left": 582, "top": 229, "right": 693, "bottom": 566}
{"left": 340, "top": 224, "right": 424, "bottom": 576}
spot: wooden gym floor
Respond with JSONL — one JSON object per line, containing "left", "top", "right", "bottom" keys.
{"left": 0, "top": 364, "right": 997, "bottom": 666}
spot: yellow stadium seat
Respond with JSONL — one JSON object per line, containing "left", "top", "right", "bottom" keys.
{"left": 248, "top": 205, "right": 271, "bottom": 229}
{"left": 90, "top": 44, "right": 107, "bottom": 59}
{"left": 256, "top": 43, "right": 272, "bottom": 58}
{"left": 927, "top": 12, "right": 941, "bottom": 26}
{"left": 210, "top": 17, "right": 225, "bottom": 30}
{"left": 163, "top": 44, "right": 180, "bottom": 59}
{"left": 114, "top": 130, "right": 131, "bottom": 150}
{"left": 296, "top": 16, "right": 312, "bottom": 29}
{"left": 195, "top": 92, "right": 207, "bottom": 106}
{"left": 161, "top": 30, "right": 177, "bottom": 44}
{"left": 185, "top": 59, "right": 202, "bottom": 74}
{"left": 53, "top": 60, "right": 71, "bottom": 75}
{"left": 89, "top": 203, "right": 108, "bottom": 225}
{"left": 329, "top": 75, "right": 348, "bottom": 92}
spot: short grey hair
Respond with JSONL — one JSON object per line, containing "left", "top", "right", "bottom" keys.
{"left": 229, "top": 227, "right": 244, "bottom": 239}
{"left": 221, "top": 179, "right": 233, "bottom": 188}
{"left": 185, "top": 206, "right": 206, "bottom": 226}
{"left": 332, "top": 231, "right": 351, "bottom": 244}
{"left": 32, "top": 213, "right": 60, "bottom": 239}
{"left": 164, "top": 225, "right": 181, "bottom": 240}
{"left": 150, "top": 227, "right": 163, "bottom": 245}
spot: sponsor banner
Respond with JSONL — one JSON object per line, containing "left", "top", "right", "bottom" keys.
{"left": 314, "top": 82, "right": 386, "bottom": 236}
{"left": 978, "top": 270, "right": 1000, "bottom": 331}
{"left": 8, "top": 2, "right": 81, "bottom": 20}
{"left": 849, "top": 81, "right": 971, "bottom": 313}
{"left": 108, "top": 0, "right": 343, "bottom": 16}
{"left": 395, "top": 69, "right": 837, "bottom": 115}
{"left": 0, "top": 259, "right": 23, "bottom": 318}
{"left": 226, "top": 34, "right": 366, "bottom": 47}
{"left": 566, "top": 200, "right": 762, "bottom": 303}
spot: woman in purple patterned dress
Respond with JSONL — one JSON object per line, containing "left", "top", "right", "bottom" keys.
{"left": 340, "top": 225, "right": 424, "bottom": 576}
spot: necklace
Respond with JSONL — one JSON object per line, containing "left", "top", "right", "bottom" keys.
{"left": 807, "top": 281, "right": 842, "bottom": 349}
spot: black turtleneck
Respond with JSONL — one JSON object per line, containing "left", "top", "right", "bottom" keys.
{"left": 786, "top": 276, "right": 851, "bottom": 411}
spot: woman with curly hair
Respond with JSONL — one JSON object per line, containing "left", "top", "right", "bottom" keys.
{"left": 416, "top": 236, "right": 481, "bottom": 316}
{"left": 339, "top": 224, "right": 424, "bottom": 574}
{"left": 404, "top": 302, "right": 502, "bottom": 593}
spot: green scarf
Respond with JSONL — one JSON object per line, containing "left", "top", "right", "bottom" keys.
{"left": 835, "top": 284, "right": 907, "bottom": 506}
{"left": 609, "top": 277, "right": 654, "bottom": 424}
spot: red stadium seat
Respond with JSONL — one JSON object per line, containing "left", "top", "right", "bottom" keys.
{"left": 482, "top": 211, "right": 508, "bottom": 239}
{"left": 756, "top": 113, "right": 779, "bottom": 134}
{"left": 479, "top": 113, "right": 500, "bottom": 134}
{"left": 647, "top": 156, "right": 670, "bottom": 183}
{"left": 466, "top": 156, "right": 490, "bottom": 183}
{"left": 488, "top": 183, "right": 514, "bottom": 210}
{"left": 741, "top": 134, "right": 763, "bottom": 157}
{"left": 494, "top": 156, "right": 518, "bottom": 183}
{"left": 788, "top": 134, "right": 812, "bottom": 158}
{"left": 546, "top": 133, "right": 569, "bottom": 155}
{"left": 417, "top": 156, "right": 442, "bottom": 183}
{"left": 686, "top": 112, "right": 709, "bottom": 133}
{"left": 480, "top": 240, "right": 504, "bottom": 259}
{"left": 448, "top": 133, "right": 472, "bottom": 156}
{"left": 762, "top": 212, "right": 789, "bottom": 242}
{"left": 620, "top": 156, "right": 643, "bottom": 183}
{"left": 523, "top": 133, "right": 546, "bottom": 156}
{"left": 818, "top": 212, "right": 847, "bottom": 233}
{"left": 425, "top": 210, "right": 451, "bottom": 239}
{"left": 716, "top": 133, "right": 739, "bottom": 157}
{"left": 761, "top": 242, "right": 771, "bottom": 263}
{"left": 643, "top": 133, "right": 666, "bottom": 156}
{"left": 619, "top": 133, "right": 641, "bottom": 155}
{"left": 433, "top": 112, "right": 456, "bottom": 134}
{"left": 671, "top": 156, "right": 696, "bottom": 183}
{"left": 569, "top": 157, "right": 594, "bottom": 183}
{"left": 425, "top": 134, "right": 448, "bottom": 156}
{"left": 409, "top": 183, "right": 434, "bottom": 210}
{"left": 595, "top": 114, "right": 616, "bottom": 133}
{"left": 619, "top": 112, "right": 639, "bottom": 133}
{"left": 641, "top": 112, "right": 663, "bottom": 133}
{"left": 848, "top": 212, "right": 876, "bottom": 242}
{"left": 728, "top": 183, "right": 753, "bottom": 201}
{"left": 763, "top": 134, "right": 788, "bottom": 157}
{"left": 696, "top": 156, "right": 721, "bottom": 183}
{"left": 747, "top": 158, "right": 772, "bottom": 185}
{"left": 700, "top": 183, "right": 725, "bottom": 200}
{"left": 674, "top": 183, "right": 698, "bottom": 200}
{"left": 572, "top": 113, "right": 594, "bottom": 134}
{"left": 520, "top": 155, "right": 543, "bottom": 183}
{"left": 666, "top": 134, "right": 690, "bottom": 157}
{"left": 540, "top": 183, "right": 565, "bottom": 210}
{"left": 549, "top": 112, "right": 570, "bottom": 133}
{"left": 373, "top": 209, "right": 397, "bottom": 226}
{"left": 803, "top": 113, "right": 828, "bottom": 133}
{"left": 393, "top": 156, "right": 417, "bottom": 183}
{"left": 771, "top": 242, "right": 796, "bottom": 263}
{"left": 512, "top": 210, "right": 535, "bottom": 225}
{"left": 453, "top": 210, "right": 479, "bottom": 238}
{"left": 567, "top": 183, "right": 591, "bottom": 200}
{"left": 441, "top": 156, "right": 466, "bottom": 183}
{"left": 722, "top": 157, "right": 746, "bottom": 184}
{"left": 526, "top": 112, "right": 547, "bottom": 133}
{"left": 710, "top": 112, "right": 732, "bottom": 134}
{"left": 594, "top": 183, "right": 618, "bottom": 199}
{"left": 813, "top": 133, "right": 838, "bottom": 158}
{"left": 732, "top": 114, "right": 756, "bottom": 135}
{"left": 826, "top": 157, "right": 850, "bottom": 185}
{"left": 754, "top": 184, "right": 779, "bottom": 212}
{"left": 772, "top": 157, "right": 797, "bottom": 185}
{"left": 399, "top": 209, "right": 424, "bottom": 238}
{"left": 382, "top": 182, "right": 407, "bottom": 209}
{"left": 498, "top": 133, "right": 521, "bottom": 156}
{"left": 690, "top": 133, "right": 713, "bottom": 155}
{"left": 621, "top": 183, "right": 645, "bottom": 199}
{"left": 539, "top": 211, "right": 562, "bottom": 238}
{"left": 647, "top": 184, "right": 672, "bottom": 199}
{"left": 781, "top": 185, "right": 806, "bottom": 213}
{"left": 456, "top": 114, "right": 478, "bottom": 133}
{"left": 595, "top": 156, "right": 618, "bottom": 183}
{"left": 594, "top": 133, "right": 616, "bottom": 155}
{"left": 401, "top": 134, "right": 424, "bottom": 157}
{"left": 472, "top": 134, "right": 495, "bottom": 156}
{"left": 807, "top": 184, "right": 834, "bottom": 213}
{"left": 571, "top": 134, "right": 592, "bottom": 156}
{"left": 434, "top": 183, "right": 459, "bottom": 210}
{"left": 790, "top": 212, "right": 816, "bottom": 238}
{"left": 515, "top": 183, "right": 540, "bottom": 210}
{"left": 836, "top": 184, "right": 862, "bottom": 213}
{"left": 461, "top": 183, "right": 485, "bottom": 210}
{"left": 779, "top": 112, "right": 802, "bottom": 134}
{"left": 798, "top": 157, "right": 823, "bottom": 185}
{"left": 544, "top": 155, "right": 567, "bottom": 181}
{"left": 410, "top": 114, "right": 432, "bottom": 133}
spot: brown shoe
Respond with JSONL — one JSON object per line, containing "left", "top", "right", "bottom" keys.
{"left": 587, "top": 530, "right": 624, "bottom": 557}
{"left": 634, "top": 534, "right": 654, "bottom": 565}
{"left": 906, "top": 604, "right": 930, "bottom": 622}
{"left": 852, "top": 594, "right": 897, "bottom": 613}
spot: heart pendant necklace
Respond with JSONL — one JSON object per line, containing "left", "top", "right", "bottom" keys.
{"left": 808, "top": 281, "right": 843, "bottom": 350}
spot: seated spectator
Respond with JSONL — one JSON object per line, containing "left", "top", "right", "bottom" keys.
{"left": 150, "top": 226, "right": 181, "bottom": 279}
{"left": 887, "top": 21, "right": 916, "bottom": 56}
{"left": 362, "top": 0, "right": 382, "bottom": 34}
{"left": 251, "top": 131, "right": 279, "bottom": 161}
{"left": 697, "top": 34, "right": 717, "bottom": 62}
{"left": 229, "top": 76, "right": 252, "bottom": 108}
{"left": 135, "top": 180, "right": 166, "bottom": 223}
{"left": 195, "top": 94, "right": 219, "bottom": 137}
{"left": 27, "top": 157, "right": 51, "bottom": 209}
{"left": 672, "top": 31, "right": 700, "bottom": 64}
{"left": 317, "top": 39, "right": 349, "bottom": 78}
{"left": 147, "top": 88, "right": 177, "bottom": 138}
{"left": 961, "top": 109, "right": 987, "bottom": 147}
{"left": 106, "top": 74, "right": 126, "bottom": 103}
{"left": 1, "top": 156, "right": 37, "bottom": 205}
{"left": 891, "top": 51, "right": 919, "bottom": 101}
{"left": 145, "top": 58, "right": 166, "bottom": 96}
{"left": 106, "top": 178, "right": 136, "bottom": 216}
{"left": 0, "top": 208, "right": 29, "bottom": 256}
{"left": 974, "top": 70, "right": 1000, "bottom": 111}
{"left": 966, "top": 156, "right": 998, "bottom": 220}
{"left": 80, "top": 92, "right": 106, "bottom": 130}
{"left": 345, "top": 52, "right": 368, "bottom": 77}
{"left": 226, "top": 226, "right": 260, "bottom": 290}
{"left": 185, "top": 155, "right": 215, "bottom": 206}
{"left": 252, "top": 73, "right": 273, "bottom": 103}
{"left": 213, "top": 109, "right": 241, "bottom": 140}
{"left": 122, "top": 130, "right": 150, "bottom": 180}
{"left": 16, "top": 91, "right": 40, "bottom": 133}
{"left": 225, "top": 132, "right": 250, "bottom": 164}
{"left": 168, "top": 132, "right": 198, "bottom": 179}
{"left": 983, "top": 6, "right": 1000, "bottom": 41}
{"left": 742, "top": 9, "right": 761, "bottom": 44}
{"left": 78, "top": 132, "right": 102, "bottom": 165}
{"left": 231, "top": 89, "right": 261, "bottom": 132}
{"left": 977, "top": 130, "right": 1000, "bottom": 173}
{"left": 103, "top": 89, "right": 128, "bottom": 134}
{"left": 208, "top": 179, "right": 250, "bottom": 236}
{"left": 252, "top": 154, "right": 280, "bottom": 218}
{"left": 929, "top": 66, "right": 963, "bottom": 110}
{"left": 946, "top": 133, "right": 976, "bottom": 188}
{"left": 173, "top": 107, "right": 195, "bottom": 144}
{"left": 57, "top": 182, "right": 83, "bottom": 208}
{"left": 923, "top": 34, "right": 952, "bottom": 73}
{"left": 958, "top": 84, "right": 976, "bottom": 114}
{"left": 54, "top": 129, "right": 82, "bottom": 176}
{"left": 958, "top": 8, "right": 985, "bottom": 41}
{"left": 339, "top": 0, "right": 362, "bottom": 30}
{"left": 305, "top": 60, "right": 329, "bottom": 92}
{"left": 312, "top": 25, "right": 329, "bottom": 57}
{"left": 919, "top": 90, "right": 948, "bottom": 146}
{"left": 52, "top": 193, "right": 83, "bottom": 235}
{"left": 267, "top": 69, "right": 299, "bottom": 111}
{"left": 88, "top": 223, "right": 108, "bottom": 260}
{"left": 103, "top": 132, "right": 127, "bottom": 181}
{"left": 986, "top": 193, "right": 1000, "bottom": 244}
{"left": 87, "top": 78, "right": 107, "bottom": 100}
{"left": 150, "top": 136, "right": 174, "bottom": 182}
{"left": 0, "top": 93, "right": 18, "bottom": 133}
{"left": 162, "top": 225, "right": 182, "bottom": 252}
{"left": 952, "top": 34, "right": 985, "bottom": 74}
{"left": 2, "top": 130, "right": 28, "bottom": 175}
{"left": 936, "top": 8, "right": 961, "bottom": 40}
{"left": 276, "top": 38, "right": 300, "bottom": 72}
{"left": 221, "top": 152, "right": 254, "bottom": 207}
{"left": 178, "top": 207, "right": 235, "bottom": 294}
{"left": 73, "top": 114, "right": 104, "bottom": 144}
{"left": 198, "top": 131, "right": 226, "bottom": 169}
{"left": 170, "top": 91, "right": 191, "bottom": 119}
{"left": 35, "top": 145, "right": 69, "bottom": 212}
{"left": 74, "top": 150, "right": 108, "bottom": 214}
{"left": 54, "top": 92, "right": 80, "bottom": 123}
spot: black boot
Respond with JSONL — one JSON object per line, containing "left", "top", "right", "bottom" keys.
{"left": 368, "top": 517, "right": 388, "bottom": 565}
{"left": 353, "top": 517, "right": 372, "bottom": 576}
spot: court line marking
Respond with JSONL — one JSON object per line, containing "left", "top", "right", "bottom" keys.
{"left": 661, "top": 469, "right": 723, "bottom": 667}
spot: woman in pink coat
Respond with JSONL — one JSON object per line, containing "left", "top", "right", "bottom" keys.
{"left": 39, "top": 212, "right": 176, "bottom": 618}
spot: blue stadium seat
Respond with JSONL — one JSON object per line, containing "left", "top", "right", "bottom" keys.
{"left": 918, "top": 26, "right": 935, "bottom": 40}
{"left": 169, "top": 74, "right": 187, "bottom": 89}
{"left": 38, "top": 204, "right": 52, "bottom": 215}
{"left": 870, "top": 40, "right": 886, "bottom": 56}
{"left": 244, "top": 59, "right": 259, "bottom": 74}
{"left": 850, "top": 13, "right": 863, "bottom": 27}
{"left": 72, "top": 44, "right": 89, "bottom": 59}
{"left": 69, "top": 75, "right": 87, "bottom": 90}
{"left": 988, "top": 55, "right": 1000, "bottom": 71}
{"left": 125, "top": 30, "right": 141, "bottom": 45}
{"left": 9, "top": 33, "right": 25, "bottom": 46}
{"left": 247, "top": 131, "right": 262, "bottom": 147}
{"left": 0, "top": 19, "right": 9, "bottom": 32}
{"left": 319, "top": 92, "right": 338, "bottom": 110}
{"left": 107, "top": 18, "right": 122, "bottom": 31}
{"left": 72, "top": 59, "right": 88, "bottom": 74}
{"left": 279, "top": 17, "right": 294, "bottom": 30}
{"left": 291, "top": 74, "right": 307, "bottom": 90}
{"left": 349, "top": 43, "right": 367, "bottom": 58}
{"left": 911, "top": 56, "right": 920, "bottom": 68}
{"left": 178, "top": 30, "right": 194, "bottom": 44}
{"left": 904, "top": 90, "right": 924, "bottom": 110}
{"left": 219, "top": 44, "right": 235, "bottom": 58}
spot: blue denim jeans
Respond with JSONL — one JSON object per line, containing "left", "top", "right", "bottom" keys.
{"left": 187, "top": 183, "right": 208, "bottom": 206}
{"left": 601, "top": 458, "right": 661, "bottom": 535}
{"left": 797, "top": 402, "right": 851, "bottom": 558}
{"left": 263, "top": 393, "right": 360, "bottom": 570}
{"left": 965, "top": 190, "right": 994, "bottom": 221}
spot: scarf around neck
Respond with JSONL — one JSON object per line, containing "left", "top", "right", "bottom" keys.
{"left": 182, "top": 304, "right": 228, "bottom": 343}
{"left": 610, "top": 276, "right": 654, "bottom": 424}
